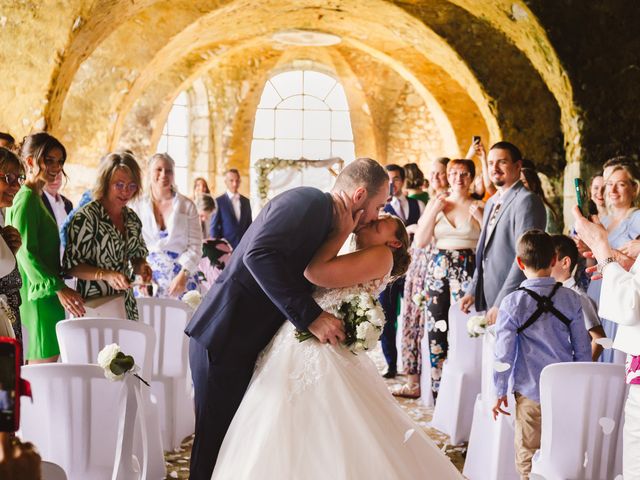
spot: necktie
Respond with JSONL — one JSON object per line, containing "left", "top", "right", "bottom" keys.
{"left": 397, "top": 199, "right": 406, "bottom": 222}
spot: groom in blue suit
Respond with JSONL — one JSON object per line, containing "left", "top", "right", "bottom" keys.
{"left": 209, "top": 169, "right": 252, "bottom": 248}
{"left": 185, "top": 158, "right": 390, "bottom": 480}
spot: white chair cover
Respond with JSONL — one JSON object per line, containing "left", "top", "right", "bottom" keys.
{"left": 55, "top": 318, "right": 166, "bottom": 479}
{"left": 463, "top": 327, "right": 519, "bottom": 480}
{"left": 136, "top": 297, "right": 194, "bottom": 450}
{"left": 42, "top": 461, "right": 68, "bottom": 480}
{"left": 19, "top": 364, "right": 145, "bottom": 480}
{"left": 430, "top": 304, "right": 483, "bottom": 444}
{"left": 419, "top": 330, "right": 434, "bottom": 408}
{"left": 531, "top": 362, "right": 627, "bottom": 480}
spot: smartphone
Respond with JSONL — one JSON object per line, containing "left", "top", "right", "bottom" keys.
{"left": 388, "top": 181, "right": 395, "bottom": 197}
{"left": 472, "top": 135, "right": 481, "bottom": 144}
{"left": 574, "top": 178, "right": 590, "bottom": 218}
{"left": 0, "top": 337, "right": 21, "bottom": 432}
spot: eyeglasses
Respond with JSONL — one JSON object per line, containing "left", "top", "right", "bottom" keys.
{"left": 113, "top": 181, "right": 138, "bottom": 193}
{"left": 0, "top": 172, "right": 26, "bottom": 186}
{"left": 448, "top": 171, "right": 471, "bottom": 179}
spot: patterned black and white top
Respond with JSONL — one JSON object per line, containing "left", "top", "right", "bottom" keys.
{"left": 62, "top": 200, "right": 149, "bottom": 321}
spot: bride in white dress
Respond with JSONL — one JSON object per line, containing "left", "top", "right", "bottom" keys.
{"left": 212, "top": 199, "right": 463, "bottom": 479}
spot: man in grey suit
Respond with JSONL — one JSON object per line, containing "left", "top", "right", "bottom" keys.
{"left": 460, "top": 141, "right": 547, "bottom": 325}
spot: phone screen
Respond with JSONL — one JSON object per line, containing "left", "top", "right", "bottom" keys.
{"left": 388, "top": 181, "right": 394, "bottom": 197}
{"left": 472, "top": 135, "right": 481, "bottom": 144}
{"left": 574, "top": 178, "right": 590, "bottom": 218}
{"left": 0, "top": 340, "right": 17, "bottom": 432}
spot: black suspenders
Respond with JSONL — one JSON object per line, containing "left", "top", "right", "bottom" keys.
{"left": 515, "top": 282, "right": 572, "bottom": 334}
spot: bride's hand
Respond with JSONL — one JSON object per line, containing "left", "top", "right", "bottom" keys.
{"left": 332, "top": 192, "right": 363, "bottom": 237}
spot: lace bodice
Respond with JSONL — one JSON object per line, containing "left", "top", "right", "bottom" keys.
{"left": 312, "top": 274, "right": 391, "bottom": 312}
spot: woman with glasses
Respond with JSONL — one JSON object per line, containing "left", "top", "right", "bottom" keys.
{"left": 5, "top": 133, "right": 85, "bottom": 364}
{"left": 394, "top": 159, "right": 482, "bottom": 400}
{"left": 131, "top": 153, "right": 202, "bottom": 298}
{"left": 0, "top": 148, "right": 25, "bottom": 345}
{"left": 63, "top": 152, "right": 152, "bottom": 321}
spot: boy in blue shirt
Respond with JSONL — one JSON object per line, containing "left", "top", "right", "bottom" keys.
{"left": 492, "top": 229, "right": 591, "bottom": 478}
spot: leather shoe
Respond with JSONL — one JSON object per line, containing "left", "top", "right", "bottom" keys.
{"left": 382, "top": 369, "right": 397, "bottom": 379}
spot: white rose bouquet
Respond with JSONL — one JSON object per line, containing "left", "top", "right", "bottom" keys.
{"left": 182, "top": 290, "right": 202, "bottom": 310}
{"left": 296, "top": 292, "right": 385, "bottom": 354}
{"left": 466, "top": 315, "right": 487, "bottom": 338}
{"left": 97, "top": 343, "right": 149, "bottom": 386}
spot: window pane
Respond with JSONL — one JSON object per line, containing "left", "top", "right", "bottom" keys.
{"left": 275, "top": 110, "right": 303, "bottom": 139}
{"left": 253, "top": 109, "right": 275, "bottom": 138}
{"left": 174, "top": 167, "right": 188, "bottom": 195}
{"left": 157, "top": 136, "right": 168, "bottom": 153}
{"left": 325, "top": 84, "right": 349, "bottom": 111}
{"left": 258, "top": 81, "right": 281, "bottom": 108}
{"left": 274, "top": 139, "right": 302, "bottom": 159}
{"left": 331, "top": 111, "right": 353, "bottom": 140}
{"left": 168, "top": 105, "right": 189, "bottom": 136}
{"left": 271, "top": 71, "right": 303, "bottom": 98}
{"left": 303, "top": 140, "right": 331, "bottom": 159}
{"left": 174, "top": 91, "right": 189, "bottom": 107}
{"left": 303, "top": 71, "right": 336, "bottom": 99}
{"left": 303, "top": 95, "right": 329, "bottom": 110}
{"left": 167, "top": 136, "right": 188, "bottom": 167}
{"left": 331, "top": 141, "right": 356, "bottom": 162}
{"left": 303, "top": 110, "right": 330, "bottom": 139}
{"left": 251, "top": 139, "right": 274, "bottom": 162}
{"left": 278, "top": 95, "right": 304, "bottom": 109}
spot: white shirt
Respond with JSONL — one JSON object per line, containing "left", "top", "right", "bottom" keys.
{"left": 226, "top": 191, "right": 241, "bottom": 221}
{"left": 131, "top": 193, "right": 203, "bottom": 272}
{"left": 43, "top": 190, "right": 69, "bottom": 227}
{"left": 390, "top": 194, "right": 424, "bottom": 223}
{"left": 562, "top": 276, "right": 601, "bottom": 330}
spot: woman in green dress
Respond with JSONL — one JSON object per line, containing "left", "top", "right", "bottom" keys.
{"left": 6, "top": 133, "right": 85, "bottom": 363}
{"left": 63, "top": 152, "right": 152, "bottom": 321}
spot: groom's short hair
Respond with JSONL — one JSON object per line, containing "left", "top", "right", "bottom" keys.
{"left": 333, "top": 158, "right": 387, "bottom": 195}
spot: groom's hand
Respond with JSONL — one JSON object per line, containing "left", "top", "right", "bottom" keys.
{"left": 308, "top": 311, "right": 346, "bottom": 345}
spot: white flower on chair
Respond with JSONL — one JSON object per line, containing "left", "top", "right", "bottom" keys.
{"left": 97, "top": 343, "right": 149, "bottom": 386}
{"left": 182, "top": 290, "right": 202, "bottom": 310}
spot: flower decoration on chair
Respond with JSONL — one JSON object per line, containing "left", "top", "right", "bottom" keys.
{"left": 97, "top": 343, "right": 150, "bottom": 386}
{"left": 182, "top": 290, "right": 202, "bottom": 310}
{"left": 466, "top": 315, "right": 487, "bottom": 338}
{"left": 295, "top": 293, "right": 385, "bottom": 354}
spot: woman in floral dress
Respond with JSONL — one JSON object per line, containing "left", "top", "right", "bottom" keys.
{"left": 131, "top": 153, "right": 202, "bottom": 298}
{"left": 63, "top": 152, "right": 152, "bottom": 321}
{"left": 399, "top": 159, "right": 482, "bottom": 400}
{"left": 394, "top": 157, "right": 449, "bottom": 399}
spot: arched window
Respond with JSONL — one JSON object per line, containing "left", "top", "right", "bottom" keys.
{"left": 251, "top": 70, "right": 355, "bottom": 163}
{"left": 158, "top": 91, "right": 190, "bottom": 193}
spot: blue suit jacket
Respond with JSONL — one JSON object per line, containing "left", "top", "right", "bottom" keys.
{"left": 209, "top": 193, "right": 252, "bottom": 248}
{"left": 186, "top": 187, "right": 333, "bottom": 367}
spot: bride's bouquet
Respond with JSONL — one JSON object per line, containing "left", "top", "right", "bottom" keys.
{"left": 296, "top": 292, "right": 386, "bottom": 353}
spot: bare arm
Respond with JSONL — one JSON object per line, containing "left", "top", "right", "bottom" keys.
{"left": 414, "top": 194, "right": 447, "bottom": 248}
{"left": 305, "top": 244, "right": 393, "bottom": 288}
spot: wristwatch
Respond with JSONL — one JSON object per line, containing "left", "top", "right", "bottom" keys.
{"left": 596, "top": 257, "right": 617, "bottom": 273}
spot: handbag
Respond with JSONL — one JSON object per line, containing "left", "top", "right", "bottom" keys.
{"left": 0, "top": 295, "right": 16, "bottom": 338}
{"left": 82, "top": 293, "right": 128, "bottom": 319}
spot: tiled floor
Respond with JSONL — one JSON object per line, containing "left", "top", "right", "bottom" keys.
{"left": 166, "top": 347, "right": 466, "bottom": 478}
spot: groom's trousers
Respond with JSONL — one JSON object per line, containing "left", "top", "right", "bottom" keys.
{"left": 189, "top": 337, "right": 254, "bottom": 480}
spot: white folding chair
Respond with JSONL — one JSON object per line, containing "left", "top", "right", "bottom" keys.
{"left": 55, "top": 318, "right": 166, "bottom": 479}
{"left": 430, "top": 304, "right": 483, "bottom": 444}
{"left": 19, "top": 364, "right": 146, "bottom": 480}
{"left": 531, "top": 362, "right": 627, "bottom": 480}
{"left": 42, "top": 461, "right": 68, "bottom": 480}
{"left": 463, "top": 327, "right": 519, "bottom": 480}
{"left": 136, "top": 297, "right": 194, "bottom": 450}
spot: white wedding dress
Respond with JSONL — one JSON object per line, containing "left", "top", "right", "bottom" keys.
{"left": 212, "top": 277, "right": 463, "bottom": 479}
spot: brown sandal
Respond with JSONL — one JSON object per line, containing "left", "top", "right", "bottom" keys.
{"left": 391, "top": 382, "right": 421, "bottom": 399}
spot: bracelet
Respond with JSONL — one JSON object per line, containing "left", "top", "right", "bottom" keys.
{"left": 596, "top": 257, "right": 617, "bottom": 273}
{"left": 95, "top": 268, "right": 105, "bottom": 281}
